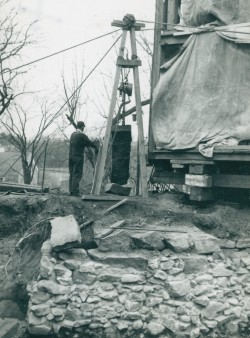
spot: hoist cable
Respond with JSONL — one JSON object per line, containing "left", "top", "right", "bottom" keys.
{"left": 9, "top": 28, "right": 121, "bottom": 72}
{"left": 1, "top": 34, "right": 122, "bottom": 177}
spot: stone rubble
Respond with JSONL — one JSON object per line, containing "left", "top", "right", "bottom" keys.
{"left": 27, "top": 215, "right": 250, "bottom": 337}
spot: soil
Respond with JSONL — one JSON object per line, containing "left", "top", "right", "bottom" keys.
{"left": 0, "top": 190, "right": 250, "bottom": 336}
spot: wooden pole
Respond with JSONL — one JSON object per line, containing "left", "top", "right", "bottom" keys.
{"left": 91, "top": 30, "right": 128, "bottom": 195}
{"left": 149, "top": 0, "right": 163, "bottom": 154}
{"left": 130, "top": 27, "right": 148, "bottom": 198}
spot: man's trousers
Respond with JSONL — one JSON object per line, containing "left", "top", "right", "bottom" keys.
{"left": 69, "top": 156, "right": 83, "bottom": 195}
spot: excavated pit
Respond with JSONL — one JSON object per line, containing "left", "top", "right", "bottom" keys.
{"left": 1, "top": 192, "right": 250, "bottom": 337}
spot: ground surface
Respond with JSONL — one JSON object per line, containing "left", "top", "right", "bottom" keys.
{"left": 0, "top": 190, "right": 250, "bottom": 336}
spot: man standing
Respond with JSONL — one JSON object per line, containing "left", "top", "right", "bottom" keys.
{"left": 69, "top": 121, "right": 98, "bottom": 196}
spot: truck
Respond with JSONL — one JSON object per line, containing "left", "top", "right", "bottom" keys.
{"left": 148, "top": 0, "right": 250, "bottom": 201}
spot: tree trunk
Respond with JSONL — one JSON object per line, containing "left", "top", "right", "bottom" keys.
{"left": 22, "top": 158, "right": 32, "bottom": 184}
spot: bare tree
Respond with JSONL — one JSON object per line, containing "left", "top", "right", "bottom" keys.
{"left": 1, "top": 100, "right": 58, "bottom": 184}
{"left": 61, "top": 63, "right": 98, "bottom": 169}
{"left": 62, "top": 62, "right": 85, "bottom": 128}
{"left": 0, "top": 0, "right": 35, "bottom": 116}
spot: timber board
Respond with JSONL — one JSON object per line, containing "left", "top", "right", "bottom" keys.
{"left": 213, "top": 174, "right": 250, "bottom": 189}
{"left": 148, "top": 146, "right": 250, "bottom": 162}
{"left": 82, "top": 194, "right": 140, "bottom": 202}
{"left": 152, "top": 173, "right": 250, "bottom": 189}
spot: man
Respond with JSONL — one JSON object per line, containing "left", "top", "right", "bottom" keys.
{"left": 69, "top": 121, "right": 98, "bottom": 196}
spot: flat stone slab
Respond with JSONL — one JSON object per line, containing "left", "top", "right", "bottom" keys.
{"left": 192, "top": 234, "right": 220, "bottom": 254}
{"left": 88, "top": 249, "right": 153, "bottom": 269}
{"left": 105, "top": 183, "right": 132, "bottom": 196}
{"left": 181, "top": 255, "right": 208, "bottom": 274}
{"left": 98, "top": 230, "right": 132, "bottom": 252}
{"left": 0, "top": 318, "right": 21, "bottom": 338}
{"left": 163, "top": 233, "right": 192, "bottom": 253}
{"left": 236, "top": 238, "right": 250, "bottom": 249}
{"left": 50, "top": 215, "right": 81, "bottom": 251}
{"left": 131, "top": 231, "right": 165, "bottom": 251}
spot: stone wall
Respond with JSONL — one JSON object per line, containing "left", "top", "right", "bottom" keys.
{"left": 27, "top": 215, "right": 250, "bottom": 337}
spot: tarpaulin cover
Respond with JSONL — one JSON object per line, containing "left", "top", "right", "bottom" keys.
{"left": 152, "top": 27, "right": 250, "bottom": 153}
{"left": 181, "top": 0, "right": 250, "bottom": 26}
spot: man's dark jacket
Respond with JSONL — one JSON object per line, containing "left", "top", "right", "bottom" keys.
{"left": 69, "top": 130, "right": 96, "bottom": 158}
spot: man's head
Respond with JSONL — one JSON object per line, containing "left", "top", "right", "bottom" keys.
{"left": 77, "top": 121, "right": 85, "bottom": 131}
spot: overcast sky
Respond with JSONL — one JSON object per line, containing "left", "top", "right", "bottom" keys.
{"left": 8, "top": 0, "right": 156, "bottom": 138}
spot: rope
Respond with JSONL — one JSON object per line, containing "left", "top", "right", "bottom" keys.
{"left": 50, "top": 33, "right": 122, "bottom": 122}
{"left": 8, "top": 29, "right": 121, "bottom": 72}
{"left": 137, "top": 19, "right": 250, "bottom": 35}
{"left": 1, "top": 34, "right": 122, "bottom": 178}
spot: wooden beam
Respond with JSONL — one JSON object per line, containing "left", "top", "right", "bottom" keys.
{"left": 149, "top": 146, "right": 250, "bottom": 162}
{"left": 0, "top": 182, "right": 47, "bottom": 193}
{"left": 171, "top": 159, "right": 215, "bottom": 165}
{"left": 130, "top": 27, "right": 148, "bottom": 198}
{"left": 212, "top": 174, "right": 250, "bottom": 189}
{"left": 102, "top": 198, "right": 128, "bottom": 215}
{"left": 82, "top": 194, "right": 125, "bottom": 201}
{"left": 149, "top": 0, "right": 164, "bottom": 155}
{"left": 185, "top": 174, "right": 213, "bottom": 188}
{"left": 171, "top": 163, "right": 184, "bottom": 169}
{"left": 116, "top": 59, "right": 141, "bottom": 68}
{"left": 189, "top": 187, "right": 214, "bottom": 201}
{"left": 91, "top": 30, "right": 127, "bottom": 195}
{"left": 151, "top": 172, "right": 250, "bottom": 190}
{"left": 111, "top": 20, "right": 145, "bottom": 30}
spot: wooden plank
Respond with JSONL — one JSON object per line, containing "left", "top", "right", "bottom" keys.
{"left": 190, "top": 187, "right": 214, "bottom": 201}
{"left": 82, "top": 194, "right": 125, "bottom": 201}
{"left": 171, "top": 163, "right": 184, "bottom": 169}
{"left": 130, "top": 27, "right": 148, "bottom": 198}
{"left": 171, "top": 159, "right": 215, "bottom": 165}
{"left": 95, "top": 220, "right": 126, "bottom": 239}
{"left": 102, "top": 198, "right": 128, "bottom": 215}
{"left": 105, "top": 183, "right": 131, "bottom": 196}
{"left": 149, "top": 149, "right": 250, "bottom": 162}
{"left": 185, "top": 174, "right": 213, "bottom": 187}
{"left": 212, "top": 174, "right": 250, "bottom": 189}
{"left": 0, "top": 182, "right": 46, "bottom": 193}
{"left": 214, "top": 145, "right": 250, "bottom": 153}
{"left": 116, "top": 59, "right": 141, "bottom": 68}
{"left": 91, "top": 30, "right": 127, "bottom": 195}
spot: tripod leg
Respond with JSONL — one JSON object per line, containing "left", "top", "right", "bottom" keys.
{"left": 91, "top": 30, "right": 128, "bottom": 195}
{"left": 130, "top": 28, "right": 148, "bottom": 198}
